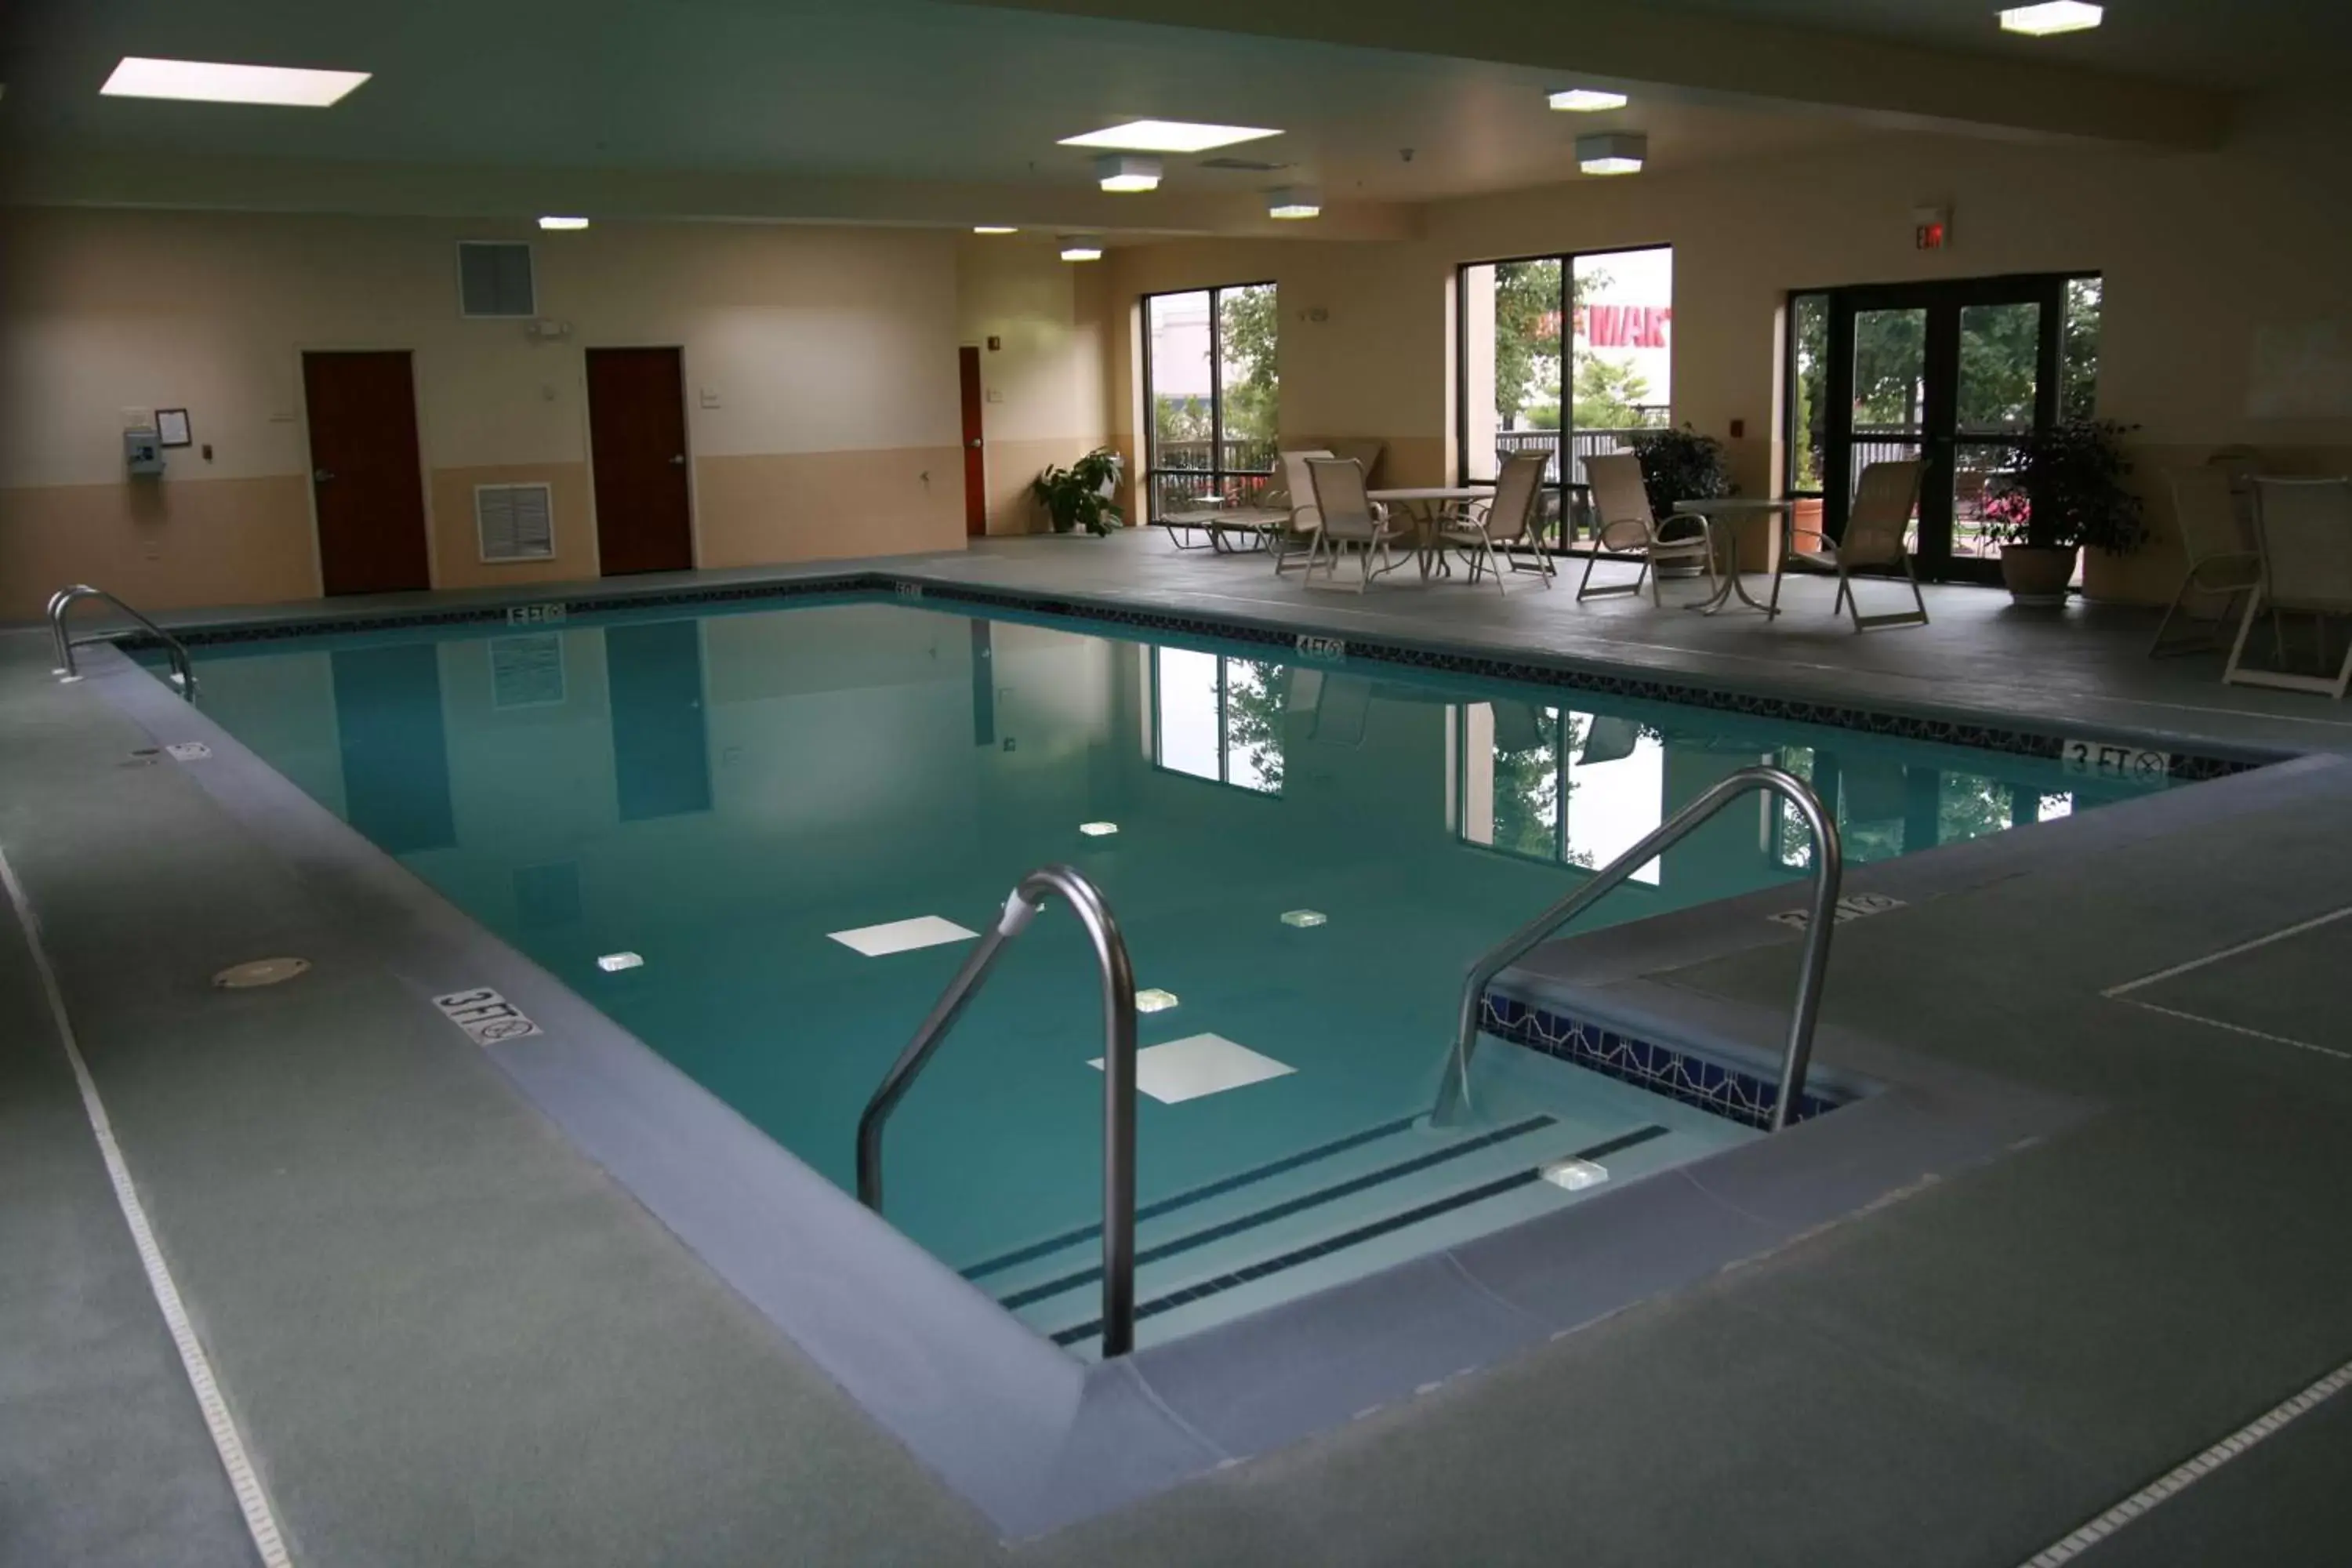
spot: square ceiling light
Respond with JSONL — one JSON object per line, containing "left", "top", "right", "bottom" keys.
{"left": 1266, "top": 187, "right": 1321, "bottom": 220}
{"left": 1998, "top": 2, "right": 2102, "bottom": 34}
{"left": 1576, "top": 131, "right": 1647, "bottom": 176}
{"left": 100, "top": 56, "right": 371, "bottom": 107}
{"left": 1548, "top": 88, "right": 1628, "bottom": 112}
{"left": 1059, "top": 234, "right": 1105, "bottom": 262}
{"left": 1058, "top": 119, "right": 1280, "bottom": 154}
{"left": 1095, "top": 154, "right": 1162, "bottom": 193}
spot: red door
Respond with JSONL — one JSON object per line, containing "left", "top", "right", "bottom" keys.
{"left": 303, "top": 351, "right": 431, "bottom": 597}
{"left": 960, "top": 345, "right": 986, "bottom": 537}
{"left": 586, "top": 347, "right": 695, "bottom": 575}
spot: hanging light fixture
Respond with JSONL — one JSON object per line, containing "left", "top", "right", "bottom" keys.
{"left": 1094, "top": 154, "right": 1161, "bottom": 193}
{"left": 1059, "top": 234, "right": 1105, "bottom": 262}
{"left": 1266, "top": 187, "right": 1321, "bottom": 220}
{"left": 1575, "top": 131, "right": 1646, "bottom": 176}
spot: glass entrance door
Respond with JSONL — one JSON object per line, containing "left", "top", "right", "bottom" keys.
{"left": 1823, "top": 277, "right": 2066, "bottom": 583}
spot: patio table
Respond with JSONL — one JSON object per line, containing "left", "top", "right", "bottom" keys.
{"left": 1368, "top": 485, "right": 1494, "bottom": 580}
{"left": 1668, "top": 496, "right": 1798, "bottom": 616}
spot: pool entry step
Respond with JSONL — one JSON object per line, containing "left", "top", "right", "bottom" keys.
{"left": 961, "top": 1105, "right": 1680, "bottom": 1355}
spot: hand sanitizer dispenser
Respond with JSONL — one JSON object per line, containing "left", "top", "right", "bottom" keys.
{"left": 125, "top": 426, "right": 165, "bottom": 478}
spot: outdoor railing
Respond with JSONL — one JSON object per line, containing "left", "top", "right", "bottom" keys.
{"left": 1488, "top": 424, "right": 1668, "bottom": 486}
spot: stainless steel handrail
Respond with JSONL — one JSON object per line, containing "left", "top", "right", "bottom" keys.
{"left": 1435, "top": 766, "right": 1841, "bottom": 1133}
{"left": 49, "top": 584, "right": 198, "bottom": 699}
{"left": 855, "top": 864, "right": 1141, "bottom": 1356}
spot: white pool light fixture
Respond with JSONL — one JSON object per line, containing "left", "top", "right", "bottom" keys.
{"left": 1266, "top": 187, "right": 1321, "bottom": 220}
{"left": 1095, "top": 154, "right": 1161, "bottom": 193}
{"left": 1548, "top": 88, "right": 1628, "bottom": 112}
{"left": 537, "top": 215, "right": 590, "bottom": 230}
{"left": 1279, "top": 909, "right": 1327, "bottom": 928}
{"left": 1079, "top": 821, "right": 1120, "bottom": 837}
{"left": 597, "top": 951, "right": 644, "bottom": 972}
{"left": 1059, "top": 119, "right": 1279, "bottom": 153}
{"left": 1576, "top": 131, "right": 1647, "bottom": 176}
{"left": 1540, "top": 1157, "right": 1610, "bottom": 1191}
{"left": 100, "top": 56, "right": 371, "bottom": 107}
{"left": 1135, "top": 988, "right": 1180, "bottom": 1013}
{"left": 1059, "top": 234, "right": 1105, "bottom": 262}
{"left": 1999, "top": 1, "right": 2103, "bottom": 34}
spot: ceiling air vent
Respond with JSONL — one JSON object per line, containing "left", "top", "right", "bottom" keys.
{"left": 1196, "top": 156, "right": 1290, "bottom": 172}
{"left": 475, "top": 482, "right": 554, "bottom": 562}
{"left": 458, "top": 241, "right": 536, "bottom": 318}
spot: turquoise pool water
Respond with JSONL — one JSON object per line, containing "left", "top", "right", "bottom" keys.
{"left": 183, "top": 596, "right": 2165, "bottom": 1352}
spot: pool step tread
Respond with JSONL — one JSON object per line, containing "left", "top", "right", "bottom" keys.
{"left": 1012, "top": 1120, "right": 1671, "bottom": 1343}
{"left": 1040, "top": 1122, "right": 1675, "bottom": 1349}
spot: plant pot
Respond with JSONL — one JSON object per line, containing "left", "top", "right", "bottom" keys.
{"left": 1998, "top": 544, "right": 2078, "bottom": 605}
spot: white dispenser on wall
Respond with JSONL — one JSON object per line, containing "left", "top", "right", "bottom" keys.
{"left": 125, "top": 425, "right": 165, "bottom": 478}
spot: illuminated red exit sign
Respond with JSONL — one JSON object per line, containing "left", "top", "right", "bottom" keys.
{"left": 1912, "top": 205, "right": 1952, "bottom": 250}
{"left": 1915, "top": 221, "right": 1947, "bottom": 250}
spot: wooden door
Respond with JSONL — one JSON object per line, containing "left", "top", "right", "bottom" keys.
{"left": 586, "top": 347, "right": 695, "bottom": 575}
{"left": 303, "top": 351, "right": 431, "bottom": 597}
{"left": 960, "top": 344, "right": 987, "bottom": 537}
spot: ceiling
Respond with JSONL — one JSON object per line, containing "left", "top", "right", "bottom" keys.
{"left": 0, "top": 0, "right": 2332, "bottom": 228}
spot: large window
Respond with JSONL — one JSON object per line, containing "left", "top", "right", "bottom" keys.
{"left": 1456, "top": 703, "right": 1664, "bottom": 883}
{"left": 1143, "top": 283, "right": 1278, "bottom": 523}
{"left": 1458, "top": 246, "right": 1673, "bottom": 543}
{"left": 1151, "top": 648, "right": 1285, "bottom": 794}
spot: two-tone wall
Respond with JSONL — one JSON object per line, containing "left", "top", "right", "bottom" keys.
{"left": 1100, "top": 100, "right": 2352, "bottom": 601}
{"left": 0, "top": 209, "right": 1005, "bottom": 615}
{"left": 955, "top": 237, "right": 1116, "bottom": 534}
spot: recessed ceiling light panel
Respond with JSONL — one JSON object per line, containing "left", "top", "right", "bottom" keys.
{"left": 100, "top": 56, "right": 371, "bottom": 107}
{"left": 1060, "top": 234, "right": 1105, "bottom": 262}
{"left": 537, "top": 215, "right": 590, "bottom": 230}
{"left": 1998, "top": 1, "right": 2103, "bottom": 34}
{"left": 1548, "top": 88, "right": 1628, "bottom": 112}
{"left": 1095, "top": 154, "right": 1162, "bottom": 193}
{"left": 973, "top": 225, "right": 1019, "bottom": 235}
{"left": 1059, "top": 119, "right": 1280, "bottom": 153}
{"left": 1576, "top": 131, "right": 1647, "bottom": 176}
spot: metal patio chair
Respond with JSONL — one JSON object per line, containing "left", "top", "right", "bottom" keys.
{"left": 2150, "top": 466, "right": 2264, "bottom": 657}
{"left": 2224, "top": 477, "right": 2352, "bottom": 699}
{"left": 1769, "top": 459, "right": 1929, "bottom": 630}
{"left": 1435, "top": 452, "right": 1552, "bottom": 593}
{"left": 1303, "top": 456, "right": 1406, "bottom": 593}
{"left": 1576, "top": 452, "right": 1715, "bottom": 603}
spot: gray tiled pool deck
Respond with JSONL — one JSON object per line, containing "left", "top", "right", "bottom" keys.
{"left": 7, "top": 535, "right": 2352, "bottom": 1566}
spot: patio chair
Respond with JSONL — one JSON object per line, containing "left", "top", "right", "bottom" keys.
{"left": 2149, "top": 467, "right": 2264, "bottom": 657}
{"left": 1267, "top": 448, "right": 1335, "bottom": 574}
{"left": 1303, "top": 457, "right": 1406, "bottom": 593}
{"left": 1435, "top": 452, "right": 1552, "bottom": 593}
{"left": 2224, "top": 477, "right": 2352, "bottom": 699}
{"left": 1769, "top": 459, "right": 1929, "bottom": 630}
{"left": 1576, "top": 452, "right": 1715, "bottom": 604}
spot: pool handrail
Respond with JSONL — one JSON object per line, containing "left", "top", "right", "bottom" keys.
{"left": 49, "top": 584, "right": 198, "bottom": 699}
{"left": 855, "top": 863, "right": 1140, "bottom": 1356}
{"left": 1433, "top": 765, "right": 1841, "bottom": 1133}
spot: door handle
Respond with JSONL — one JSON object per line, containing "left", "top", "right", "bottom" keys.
{"left": 313, "top": 468, "right": 334, "bottom": 482}
{"left": 969, "top": 439, "right": 982, "bottom": 449}
{"left": 670, "top": 454, "right": 686, "bottom": 466}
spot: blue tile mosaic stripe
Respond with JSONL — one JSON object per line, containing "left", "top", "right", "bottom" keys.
{"left": 961, "top": 1113, "right": 1422, "bottom": 1283}
{"left": 1479, "top": 994, "right": 1847, "bottom": 1131}
{"left": 1005, "top": 1115, "right": 1560, "bottom": 1315}
{"left": 117, "top": 569, "right": 2269, "bottom": 782}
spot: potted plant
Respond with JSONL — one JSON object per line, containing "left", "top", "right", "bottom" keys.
{"left": 1029, "top": 448, "right": 1125, "bottom": 536}
{"left": 1982, "top": 419, "right": 2146, "bottom": 605}
{"left": 1628, "top": 424, "right": 1733, "bottom": 575}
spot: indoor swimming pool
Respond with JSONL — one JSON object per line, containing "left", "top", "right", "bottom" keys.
{"left": 174, "top": 593, "right": 2173, "bottom": 1354}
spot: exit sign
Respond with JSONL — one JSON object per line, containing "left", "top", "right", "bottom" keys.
{"left": 1915, "top": 221, "right": 1947, "bottom": 250}
{"left": 1911, "top": 204, "right": 1952, "bottom": 250}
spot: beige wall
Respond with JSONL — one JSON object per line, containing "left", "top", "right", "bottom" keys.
{"left": 953, "top": 237, "right": 1112, "bottom": 534}
{"left": 0, "top": 209, "right": 975, "bottom": 615}
{"left": 1103, "top": 100, "right": 2352, "bottom": 601}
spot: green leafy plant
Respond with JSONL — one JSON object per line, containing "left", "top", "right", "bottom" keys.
{"left": 1981, "top": 419, "right": 2145, "bottom": 554}
{"left": 1029, "top": 448, "right": 1126, "bottom": 535}
{"left": 1627, "top": 424, "right": 1732, "bottom": 520}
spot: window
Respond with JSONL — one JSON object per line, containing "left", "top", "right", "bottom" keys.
{"left": 1456, "top": 703, "right": 1663, "bottom": 883}
{"left": 1785, "top": 292, "right": 1829, "bottom": 495}
{"left": 2060, "top": 276, "right": 2103, "bottom": 421}
{"left": 457, "top": 241, "right": 536, "bottom": 318}
{"left": 1773, "top": 743, "right": 2078, "bottom": 869}
{"left": 1142, "top": 283, "right": 1278, "bottom": 522}
{"left": 1458, "top": 246, "right": 1673, "bottom": 543}
{"left": 1151, "top": 648, "right": 1284, "bottom": 794}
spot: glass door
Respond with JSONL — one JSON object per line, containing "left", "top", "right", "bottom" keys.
{"left": 1823, "top": 276, "right": 2065, "bottom": 583}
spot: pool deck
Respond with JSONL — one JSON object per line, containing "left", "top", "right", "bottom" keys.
{"left": 7, "top": 535, "right": 2352, "bottom": 1566}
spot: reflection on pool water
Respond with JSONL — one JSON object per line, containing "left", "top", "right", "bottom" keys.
{"left": 184, "top": 597, "right": 2161, "bottom": 1353}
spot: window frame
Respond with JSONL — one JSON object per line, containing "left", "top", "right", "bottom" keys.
{"left": 1140, "top": 281, "right": 1279, "bottom": 524}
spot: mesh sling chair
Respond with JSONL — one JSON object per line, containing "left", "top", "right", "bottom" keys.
{"left": 1576, "top": 452, "right": 1716, "bottom": 603}
{"left": 1769, "top": 459, "right": 1929, "bottom": 630}
{"left": 1268, "top": 448, "right": 1335, "bottom": 575}
{"left": 2150, "top": 466, "right": 2265, "bottom": 657}
{"left": 1435, "top": 452, "right": 1552, "bottom": 593}
{"left": 2225, "top": 477, "right": 2352, "bottom": 699}
{"left": 1303, "top": 456, "right": 1407, "bottom": 592}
